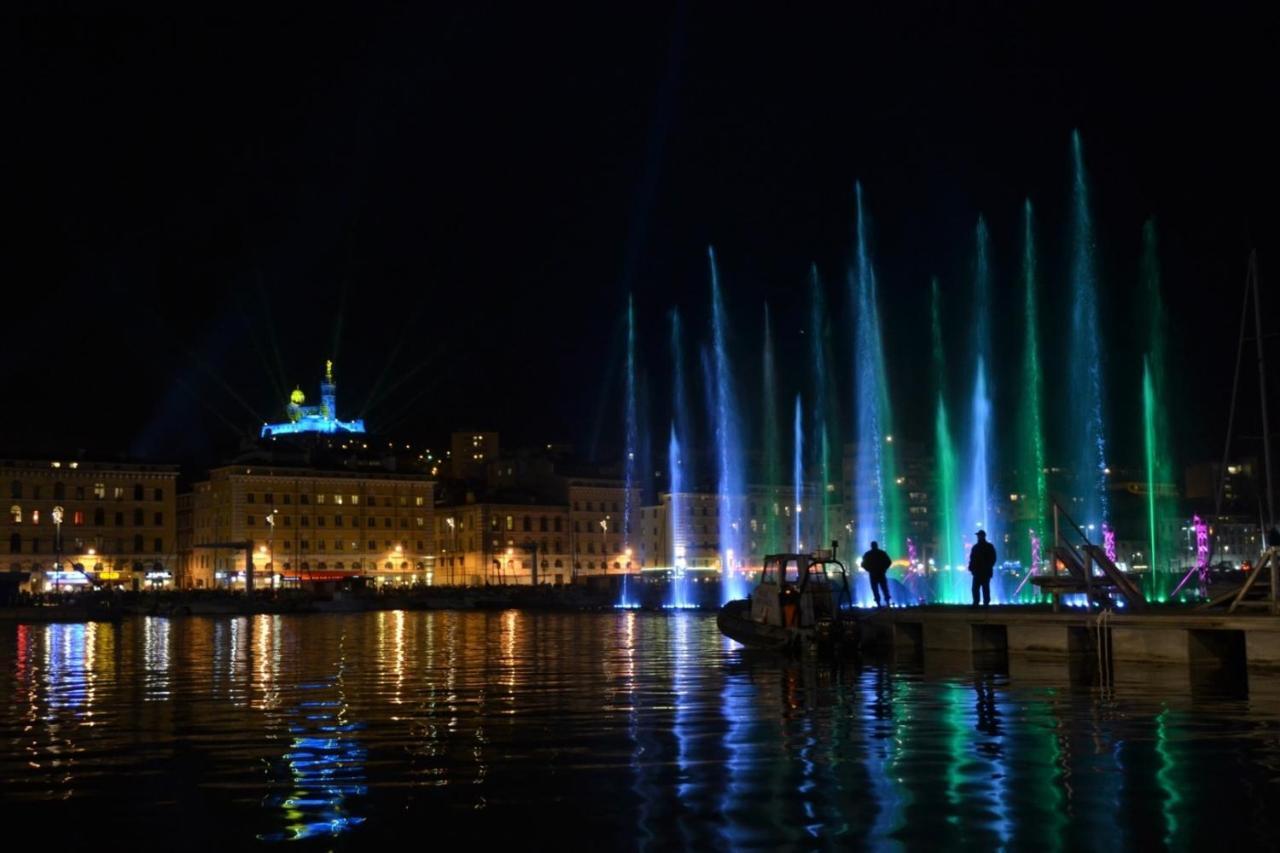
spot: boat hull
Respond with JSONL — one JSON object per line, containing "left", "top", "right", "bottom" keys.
{"left": 716, "top": 599, "right": 860, "bottom": 653}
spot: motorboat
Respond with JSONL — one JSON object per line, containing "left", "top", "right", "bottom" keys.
{"left": 717, "top": 548, "right": 859, "bottom": 653}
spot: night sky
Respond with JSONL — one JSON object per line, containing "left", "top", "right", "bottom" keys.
{"left": 7, "top": 5, "right": 1277, "bottom": 472}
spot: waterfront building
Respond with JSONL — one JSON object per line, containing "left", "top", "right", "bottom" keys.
{"left": 435, "top": 499, "right": 571, "bottom": 586}
{"left": 3, "top": 458, "right": 178, "bottom": 591}
{"left": 566, "top": 478, "right": 642, "bottom": 574}
{"left": 184, "top": 464, "right": 434, "bottom": 589}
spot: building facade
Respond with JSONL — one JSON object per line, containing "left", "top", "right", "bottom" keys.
{"left": 4, "top": 458, "right": 178, "bottom": 591}
{"left": 184, "top": 465, "right": 434, "bottom": 589}
{"left": 567, "top": 479, "right": 642, "bottom": 574}
{"left": 435, "top": 501, "right": 572, "bottom": 586}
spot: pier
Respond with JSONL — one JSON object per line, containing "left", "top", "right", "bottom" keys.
{"left": 862, "top": 605, "right": 1280, "bottom": 686}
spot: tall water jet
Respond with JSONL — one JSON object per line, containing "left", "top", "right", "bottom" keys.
{"left": 668, "top": 310, "right": 693, "bottom": 609}
{"left": 793, "top": 395, "right": 804, "bottom": 551}
{"left": 851, "top": 183, "right": 904, "bottom": 560}
{"left": 619, "top": 295, "right": 639, "bottom": 607}
{"left": 1017, "top": 201, "right": 1049, "bottom": 599}
{"left": 668, "top": 423, "right": 689, "bottom": 608}
{"left": 761, "top": 304, "right": 784, "bottom": 556}
{"left": 962, "top": 218, "right": 996, "bottom": 572}
{"left": 709, "top": 247, "right": 748, "bottom": 602}
{"left": 1069, "top": 130, "right": 1110, "bottom": 534}
{"left": 809, "top": 265, "right": 837, "bottom": 550}
{"left": 1141, "top": 220, "right": 1177, "bottom": 598}
{"left": 931, "top": 278, "right": 961, "bottom": 601}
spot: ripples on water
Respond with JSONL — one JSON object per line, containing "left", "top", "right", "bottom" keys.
{"left": 2, "top": 611, "right": 1279, "bottom": 850}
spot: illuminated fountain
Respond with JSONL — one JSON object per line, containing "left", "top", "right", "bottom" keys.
{"left": 618, "top": 296, "right": 640, "bottom": 608}
{"left": 1141, "top": 220, "right": 1178, "bottom": 599}
{"left": 961, "top": 218, "right": 997, "bottom": 584}
{"left": 1015, "top": 201, "right": 1049, "bottom": 601}
{"left": 931, "top": 278, "right": 963, "bottom": 601}
{"left": 851, "top": 183, "right": 904, "bottom": 565}
{"left": 761, "top": 304, "right": 784, "bottom": 556}
{"left": 708, "top": 247, "right": 748, "bottom": 602}
{"left": 809, "top": 264, "right": 837, "bottom": 549}
{"left": 793, "top": 396, "right": 803, "bottom": 551}
{"left": 1068, "top": 130, "right": 1110, "bottom": 533}
{"left": 666, "top": 311, "right": 694, "bottom": 609}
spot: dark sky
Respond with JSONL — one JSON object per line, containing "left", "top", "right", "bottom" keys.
{"left": 6, "top": 4, "right": 1277, "bottom": 473}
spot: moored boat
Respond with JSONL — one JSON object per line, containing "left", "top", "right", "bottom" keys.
{"left": 717, "top": 548, "right": 859, "bottom": 653}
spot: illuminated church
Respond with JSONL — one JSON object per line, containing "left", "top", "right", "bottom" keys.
{"left": 260, "top": 360, "right": 366, "bottom": 438}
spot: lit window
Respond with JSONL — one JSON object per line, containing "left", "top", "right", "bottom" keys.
{"left": 94, "top": 483, "right": 105, "bottom": 499}
{"left": 415, "top": 496, "right": 424, "bottom": 506}
{"left": 334, "top": 495, "right": 343, "bottom": 505}
{"left": 31, "top": 510, "right": 39, "bottom": 524}
{"left": 351, "top": 495, "right": 360, "bottom": 506}
{"left": 73, "top": 511, "right": 84, "bottom": 526}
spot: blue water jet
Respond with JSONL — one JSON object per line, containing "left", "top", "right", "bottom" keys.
{"left": 667, "top": 311, "right": 693, "bottom": 609}
{"left": 618, "top": 295, "right": 639, "bottom": 608}
{"left": 851, "top": 184, "right": 904, "bottom": 562}
{"left": 708, "top": 247, "right": 748, "bottom": 602}
{"left": 961, "top": 219, "right": 997, "bottom": 589}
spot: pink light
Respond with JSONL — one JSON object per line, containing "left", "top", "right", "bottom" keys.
{"left": 1102, "top": 522, "right": 1117, "bottom": 563}
{"left": 1029, "top": 529, "right": 1042, "bottom": 573}
{"left": 906, "top": 537, "right": 918, "bottom": 566}
{"left": 1195, "top": 514, "right": 1210, "bottom": 581}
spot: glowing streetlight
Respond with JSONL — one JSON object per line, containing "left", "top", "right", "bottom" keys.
{"left": 265, "top": 509, "right": 278, "bottom": 590}
{"left": 52, "top": 505, "right": 64, "bottom": 594}
{"left": 445, "top": 517, "right": 457, "bottom": 585}
{"left": 600, "top": 517, "right": 608, "bottom": 573}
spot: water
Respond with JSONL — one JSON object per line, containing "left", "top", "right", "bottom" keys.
{"left": 668, "top": 425, "right": 690, "bottom": 609}
{"left": 931, "top": 278, "right": 962, "bottom": 600}
{"left": 1069, "top": 130, "right": 1110, "bottom": 532}
{"left": 762, "top": 304, "right": 783, "bottom": 556}
{"left": 621, "top": 295, "right": 640, "bottom": 608}
{"left": 1018, "top": 201, "right": 1048, "bottom": 598}
{"left": 708, "top": 247, "right": 748, "bottom": 602}
{"left": 1142, "top": 220, "right": 1177, "bottom": 596}
{"left": 809, "top": 264, "right": 837, "bottom": 549}
{"left": 962, "top": 219, "right": 996, "bottom": 563}
{"left": 793, "top": 395, "right": 803, "bottom": 551}
{"left": 3, "top": 612, "right": 1279, "bottom": 850}
{"left": 851, "top": 183, "right": 904, "bottom": 560}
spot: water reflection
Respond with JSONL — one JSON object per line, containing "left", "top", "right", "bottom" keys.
{"left": 260, "top": 634, "right": 367, "bottom": 841}
{"left": 2, "top": 612, "right": 1280, "bottom": 848}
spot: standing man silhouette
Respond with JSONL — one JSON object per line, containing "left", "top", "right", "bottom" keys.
{"left": 861, "top": 541, "right": 892, "bottom": 607}
{"left": 969, "top": 530, "right": 996, "bottom": 608}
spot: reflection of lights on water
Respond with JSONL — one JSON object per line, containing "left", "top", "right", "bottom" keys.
{"left": 45, "top": 622, "right": 89, "bottom": 712}
{"left": 143, "top": 617, "right": 171, "bottom": 702}
{"left": 260, "top": 662, "right": 367, "bottom": 842}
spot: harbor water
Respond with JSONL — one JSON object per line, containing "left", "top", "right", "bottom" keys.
{"left": 2, "top": 610, "right": 1278, "bottom": 850}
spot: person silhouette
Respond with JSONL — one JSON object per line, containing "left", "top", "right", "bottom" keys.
{"left": 861, "top": 541, "right": 892, "bottom": 607}
{"left": 969, "top": 530, "right": 996, "bottom": 608}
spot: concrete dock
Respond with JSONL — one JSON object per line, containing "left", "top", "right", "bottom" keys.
{"left": 862, "top": 605, "right": 1280, "bottom": 677}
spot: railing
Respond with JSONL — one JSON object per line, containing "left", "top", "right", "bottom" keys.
{"left": 1046, "top": 498, "right": 1145, "bottom": 610}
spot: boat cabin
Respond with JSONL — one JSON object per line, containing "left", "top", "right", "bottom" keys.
{"left": 750, "top": 551, "right": 850, "bottom": 629}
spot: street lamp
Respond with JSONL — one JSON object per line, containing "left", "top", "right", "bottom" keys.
{"left": 265, "top": 509, "right": 277, "bottom": 591}
{"left": 600, "top": 517, "right": 609, "bottom": 573}
{"left": 446, "top": 517, "right": 457, "bottom": 586}
{"left": 52, "top": 505, "right": 64, "bottom": 595}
